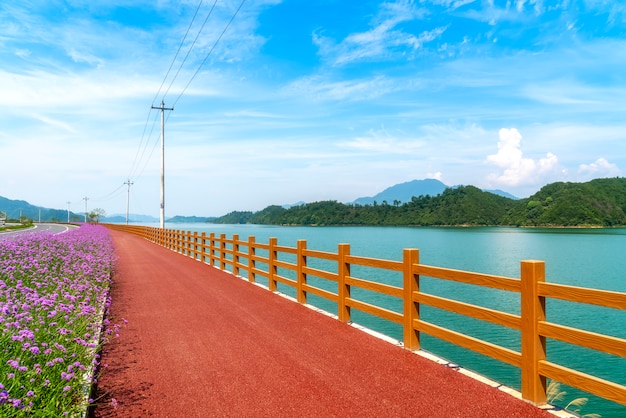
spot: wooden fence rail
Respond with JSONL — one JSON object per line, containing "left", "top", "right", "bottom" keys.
{"left": 104, "top": 224, "right": 626, "bottom": 409}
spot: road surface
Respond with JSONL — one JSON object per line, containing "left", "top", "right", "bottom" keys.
{"left": 0, "top": 223, "right": 76, "bottom": 239}
{"left": 91, "top": 229, "right": 559, "bottom": 417}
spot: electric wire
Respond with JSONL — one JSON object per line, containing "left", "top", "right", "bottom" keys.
{"left": 92, "top": 185, "right": 127, "bottom": 203}
{"left": 160, "top": 0, "right": 219, "bottom": 103}
{"left": 129, "top": 110, "right": 161, "bottom": 180}
{"left": 116, "top": 0, "right": 248, "bottom": 215}
{"left": 171, "top": 0, "right": 247, "bottom": 109}
{"left": 128, "top": 0, "right": 206, "bottom": 182}
{"left": 127, "top": 108, "right": 157, "bottom": 180}
{"left": 135, "top": 127, "right": 163, "bottom": 180}
{"left": 151, "top": 0, "right": 206, "bottom": 106}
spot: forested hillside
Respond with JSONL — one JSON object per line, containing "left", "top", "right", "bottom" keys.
{"left": 503, "top": 178, "right": 626, "bottom": 226}
{"left": 0, "top": 196, "right": 80, "bottom": 222}
{"left": 214, "top": 178, "right": 626, "bottom": 227}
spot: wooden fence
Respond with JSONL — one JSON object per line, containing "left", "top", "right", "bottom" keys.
{"left": 104, "top": 224, "right": 626, "bottom": 408}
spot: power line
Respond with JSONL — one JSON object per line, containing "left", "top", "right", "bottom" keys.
{"left": 172, "top": 0, "right": 248, "bottom": 108}
{"left": 128, "top": 0, "right": 206, "bottom": 183}
{"left": 128, "top": 110, "right": 161, "bottom": 180}
{"left": 128, "top": 107, "right": 159, "bottom": 180}
{"left": 161, "top": 0, "right": 219, "bottom": 103}
{"left": 120, "top": 0, "right": 248, "bottom": 222}
{"left": 152, "top": 0, "right": 207, "bottom": 105}
{"left": 92, "top": 183, "right": 126, "bottom": 202}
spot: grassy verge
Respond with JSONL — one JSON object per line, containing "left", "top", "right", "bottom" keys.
{"left": 0, "top": 224, "right": 33, "bottom": 233}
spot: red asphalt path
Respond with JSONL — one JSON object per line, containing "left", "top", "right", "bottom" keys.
{"left": 92, "top": 230, "right": 556, "bottom": 417}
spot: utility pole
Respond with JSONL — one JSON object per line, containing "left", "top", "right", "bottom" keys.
{"left": 124, "top": 179, "right": 134, "bottom": 225}
{"left": 151, "top": 100, "right": 173, "bottom": 229}
{"left": 67, "top": 201, "right": 71, "bottom": 223}
{"left": 83, "top": 197, "right": 89, "bottom": 223}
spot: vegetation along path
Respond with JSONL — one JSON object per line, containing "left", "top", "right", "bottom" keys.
{"left": 92, "top": 229, "right": 557, "bottom": 417}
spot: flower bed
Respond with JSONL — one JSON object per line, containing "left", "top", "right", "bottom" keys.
{"left": 0, "top": 225, "right": 116, "bottom": 416}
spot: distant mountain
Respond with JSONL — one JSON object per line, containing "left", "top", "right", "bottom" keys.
{"left": 104, "top": 213, "right": 159, "bottom": 223}
{"left": 0, "top": 196, "right": 81, "bottom": 222}
{"left": 167, "top": 215, "right": 216, "bottom": 223}
{"left": 353, "top": 179, "right": 448, "bottom": 205}
{"left": 484, "top": 189, "right": 519, "bottom": 200}
{"left": 282, "top": 201, "right": 306, "bottom": 209}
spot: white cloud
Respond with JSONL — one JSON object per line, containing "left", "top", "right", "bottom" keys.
{"left": 67, "top": 48, "right": 104, "bottom": 68}
{"left": 424, "top": 0, "right": 477, "bottom": 10}
{"left": 341, "top": 128, "right": 426, "bottom": 154}
{"left": 578, "top": 157, "right": 621, "bottom": 177}
{"left": 313, "top": 0, "right": 445, "bottom": 66}
{"left": 284, "top": 75, "right": 394, "bottom": 102}
{"left": 31, "top": 114, "right": 79, "bottom": 134}
{"left": 15, "top": 48, "right": 30, "bottom": 58}
{"left": 486, "top": 128, "right": 559, "bottom": 187}
{"left": 427, "top": 171, "right": 443, "bottom": 181}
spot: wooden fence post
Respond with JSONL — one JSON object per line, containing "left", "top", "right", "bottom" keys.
{"left": 200, "top": 232, "right": 207, "bottom": 263}
{"left": 338, "top": 243, "right": 351, "bottom": 323}
{"left": 297, "top": 240, "right": 307, "bottom": 304}
{"left": 192, "top": 231, "right": 198, "bottom": 259}
{"left": 209, "top": 233, "right": 216, "bottom": 266}
{"left": 269, "top": 237, "right": 278, "bottom": 292}
{"left": 248, "top": 236, "right": 256, "bottom": 283}
{"left": 521, "top": 260, "right": 547, "bottom": 404}
{"left": 403, "top": 249, "right": 420, "bottom": 350}
{"left": 220, "top": 233, "right": 226, "bottom": 271}
{"left": 233, "top": 234, "right": 240, "bottom": 276}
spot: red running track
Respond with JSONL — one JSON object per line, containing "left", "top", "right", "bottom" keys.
{"left": 92, "top": 230, "right": 556, "bottom": 417}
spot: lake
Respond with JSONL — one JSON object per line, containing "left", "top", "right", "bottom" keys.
{"left": 161, "top": 223, "right": 626, "bottom": 417}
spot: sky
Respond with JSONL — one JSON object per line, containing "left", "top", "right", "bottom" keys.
{"left": 1, "top": 0, "right": 625, "bottom": 218}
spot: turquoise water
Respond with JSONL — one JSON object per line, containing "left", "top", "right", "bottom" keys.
{"left": 164, "top": 223, "right": 626, "bottom": 417}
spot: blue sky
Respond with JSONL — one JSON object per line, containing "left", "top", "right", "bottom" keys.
{"left": 1, "top": 0, "right": 625, "bottom": 218}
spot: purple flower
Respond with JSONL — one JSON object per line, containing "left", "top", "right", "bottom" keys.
{"left": 0, "top": 225, "right": 116, "bottom": 412}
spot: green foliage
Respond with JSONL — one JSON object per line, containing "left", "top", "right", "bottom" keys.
{"left": 212, "top": 178, "right": 626, "bottom": 227}
{"left": 0, "top": 197, "right": 78, "bottom": 223}
{"left": 0, "top": 224, "right": 32, "bottom": 233}
{"left": 547, "top": 381, "right": 601, "bottom": 418}
{"left": 504, "top": 177, "right": 626, "bottom": 226}
{"left": 215, "top": 211, "right": 254, "bottom": 224}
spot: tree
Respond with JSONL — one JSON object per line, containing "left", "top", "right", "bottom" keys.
{"left": 89, "top": 208, "right": 106, "bottom": 223}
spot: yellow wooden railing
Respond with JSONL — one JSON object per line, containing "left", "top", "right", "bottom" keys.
{"left": 104, "top": 224, "right": 626, "bottom": 408}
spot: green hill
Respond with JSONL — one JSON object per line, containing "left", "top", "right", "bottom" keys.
{"left": 0, "top": 196, "right": 81, "bottom": 222}
{"left": 503, "top": 177, "right": 626, "bottom": 226}
{"left": 212, "top": 178, "right": 626, "bottom": 227}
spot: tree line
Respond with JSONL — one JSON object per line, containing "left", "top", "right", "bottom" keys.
{"left": 213, "top": 178, "right": 626, "bottom": 227}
